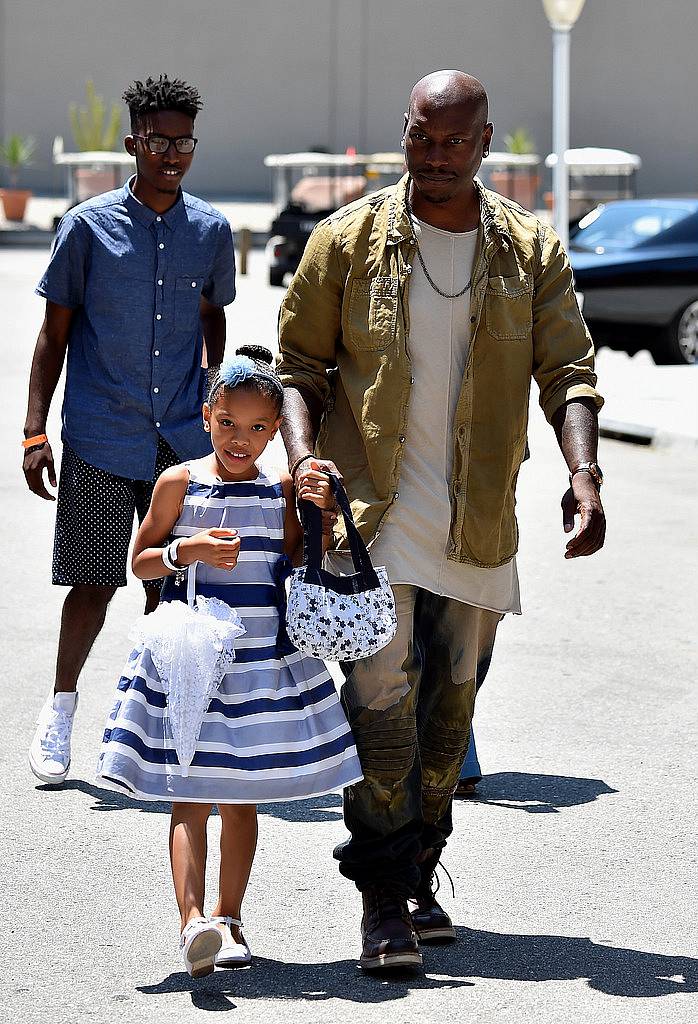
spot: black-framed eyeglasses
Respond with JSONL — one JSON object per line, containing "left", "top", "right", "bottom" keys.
{"left": 132, "top": 133, "right": 198, "bottom": 155}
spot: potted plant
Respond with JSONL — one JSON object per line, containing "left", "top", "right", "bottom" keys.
{"left": 0, "top": 134, "right": 36, "bottom": 221}
{"left": 490, "top": 128, "right": 540, "bottom": 211}
{"left": 69, "top": 80, "right": 123, "bottom": 201}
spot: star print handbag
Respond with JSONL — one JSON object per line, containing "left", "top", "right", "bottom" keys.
{"left": 286, "top": 475, "right": 398, "bottom": 661}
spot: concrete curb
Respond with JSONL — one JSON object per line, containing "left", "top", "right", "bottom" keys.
{"left": 600, "top": 417, "right": 698, "bottom": 450}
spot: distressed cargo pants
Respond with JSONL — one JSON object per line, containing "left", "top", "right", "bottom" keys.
{"left": 334, "top": 585, "right": 501, "bottom": 897}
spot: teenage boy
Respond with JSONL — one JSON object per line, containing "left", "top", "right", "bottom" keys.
{"left": 24, "top": 75, "right": 235, "bottom": 785}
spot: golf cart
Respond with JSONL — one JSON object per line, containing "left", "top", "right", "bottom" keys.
{"left": 264, "top": 152, "right": 404, "bottom": 286}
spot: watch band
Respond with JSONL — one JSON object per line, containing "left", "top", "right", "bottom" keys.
{"left": 570, "top": 462, "right": 603, "bottom": 490}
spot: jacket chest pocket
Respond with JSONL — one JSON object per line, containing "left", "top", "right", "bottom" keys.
{"left": 174, "top": 275, "right": 204, "bottom": 327}
{"left": 485, "top": 274, "right": 533, "bottom": 340}
{"left": 347, "top": 276, "right": 399, "bottom": 351}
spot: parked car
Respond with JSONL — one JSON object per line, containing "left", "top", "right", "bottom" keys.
{"left": 569, "top": 198, "right": 698, "bottom": 364}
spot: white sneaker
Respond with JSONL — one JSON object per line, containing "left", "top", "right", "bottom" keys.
{"left": 28, "top": 692, "right": 78, "bottom": 785}
{"left": 179, "top": 918, "right": 223, "bottom": 978}
{"left": 210, "top": 916, "right": 252, "bottom": 968}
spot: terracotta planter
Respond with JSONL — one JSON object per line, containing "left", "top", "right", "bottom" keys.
{"left": 490, "top": 171, "right": 540, "bottom": 212}
{"left": 0, "top": 188, "right": 32, "bottom": 221}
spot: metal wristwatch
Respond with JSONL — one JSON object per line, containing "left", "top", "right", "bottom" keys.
{"left": 569, "top": 462, "right": 604, "bottom": 490}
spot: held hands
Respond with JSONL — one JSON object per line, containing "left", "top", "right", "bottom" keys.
{"left": 23, "top": 442, "right": 57, "bottom": 501}
{"left": 180, "top": 528, "right": 241, "bottom": 571}
{"left": 561, "top": 473, "right": 606, "bottom": 558}
{"left": 296, "top": 461, "right": 340, "bottom": 536}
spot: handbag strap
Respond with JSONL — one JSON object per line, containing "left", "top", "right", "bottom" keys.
{"left": 301, "top": 474, "right": 378, "bottom": 585}
{"left": 186, "top": 559, "right": 198, "bottom": 608}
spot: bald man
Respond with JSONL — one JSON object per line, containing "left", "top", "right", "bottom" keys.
{"left": 279, "top": 71, "right": 605, "bottom": 972}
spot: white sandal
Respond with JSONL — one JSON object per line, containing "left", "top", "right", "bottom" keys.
{"left": 179, "top": 917, "right": 223, "bottom": 978}
{"left": 210, "top": 915, "right": 252, "bottom": 968}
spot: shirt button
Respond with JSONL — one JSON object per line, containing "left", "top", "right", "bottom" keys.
{"left": 159, "top": 243, "right": 165, "bottom": 250}
{"left": 470, "top": 315, "right": 476, "bottom": 323}
{"left": 156, "top": 216, "right": 162, "bottom": 222}
{"left": 410, "top": 376, "right": 415, "bottom": 384}
{"left": 157, "top": 279, "right": 163, "bottom": 286}
{"left": 399, "top": 436, "right": 406, "bottom": 444}
{"left": 394, "top": 491, "right": 399, "bottom": 500}
{"left": 155, "top": 421, "right": 161, "bottom": 428}
{"left": 156, "top": 314, "right": 162, "bottom": 320}
{"left": 154, "top": 350, "right": 160, "bottom": 356}
{"left": 153, "top": 387, "right": 159, "bottom": 394}
{"left": 191, "top": 281, "right": 197, "bottom": 288}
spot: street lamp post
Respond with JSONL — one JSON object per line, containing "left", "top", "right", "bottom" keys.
{"left": 542, "top": 0, "right": 586, "bottom": 249}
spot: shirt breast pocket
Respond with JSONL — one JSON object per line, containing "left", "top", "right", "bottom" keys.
{"left": 174, "top": 275, "right": 204, "bottom": 329}
{"left": 485, "top": 274, "right": 533, "bottom": 340}
{"left": 346, "top": 276, "right": 399, "bottom": 351}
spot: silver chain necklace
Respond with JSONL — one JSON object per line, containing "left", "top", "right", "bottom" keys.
{"left": 405, "top": 193, "right": 472, "bottom": 299}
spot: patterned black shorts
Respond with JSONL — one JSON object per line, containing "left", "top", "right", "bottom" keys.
{"left": 52, "top": 438, "right": 180, "bottom": 588}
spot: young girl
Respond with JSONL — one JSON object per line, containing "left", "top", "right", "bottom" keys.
{"left": 97, "top": 346, "right": 362, "bottom": 978}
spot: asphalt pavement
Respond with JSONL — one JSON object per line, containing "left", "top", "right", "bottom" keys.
{"left": 2, "top": 247, "right": 697, "bottom": 1024}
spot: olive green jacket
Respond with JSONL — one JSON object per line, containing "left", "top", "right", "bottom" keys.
{"left": 278, "top": 175, "right": 603, "bottom": 567}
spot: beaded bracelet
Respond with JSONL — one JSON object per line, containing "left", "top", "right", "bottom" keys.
{"left": 290, "top": 452, "right": 315, "bottom": 479}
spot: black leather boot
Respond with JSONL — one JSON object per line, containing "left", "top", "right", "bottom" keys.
{"left": 409, "top": 852, "right": 456, "bottom": 943}
{"left": 360, "top": 887, "right": 423, "bottom": 970}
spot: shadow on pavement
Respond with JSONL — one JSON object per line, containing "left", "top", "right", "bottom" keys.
{"left": 446, "top": 927, "right": 698, "bottom": 997}
{"left": 137, "top": 929, "right": 697, "bottom": 1006}
{"left": 258, "top": 792, "right": 343, "bottom": 822}
{"left": 46, "top": 779, "right": 345, "bottom": 822}
{"left": 467, "top": 772, "right": 618, "bottom": 813}
{"left": 45, "top": 779, "right": 171, "bottom": 813}
{"left": 137, "top": 957, "right": 474, "bottom": 1008}
{"left": 41, "top": 773, "right": 616, "bottom": 819}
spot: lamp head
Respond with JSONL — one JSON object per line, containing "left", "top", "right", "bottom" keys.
{"left": 542, "top": 0, "right": 586, "bottom": 30}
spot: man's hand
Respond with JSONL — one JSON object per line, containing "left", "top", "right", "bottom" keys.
{"left": 561, "top": 473, "right": 606, "bottom": 558}
{"left": 23, "top": 441, "right": 57, "bottom": 501}
{"left": 297, "top": 461, "right": 340, "bottom": 535}
{"left": 180, "top": 528, "right": 241, "bottom": 571}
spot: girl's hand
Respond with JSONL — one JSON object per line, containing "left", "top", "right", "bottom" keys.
{"left": 180, "top": 528, "right": 241, "bottom": 571}
{"left": 297, "top": 467, "right": 338, "bottom": 512}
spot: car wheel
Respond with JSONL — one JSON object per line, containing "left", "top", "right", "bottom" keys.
{"left": 655, "top": 299, "right": 698, "bottom": 364}
{"left": 269, "top": 267, "right": 286, "bottom": 287}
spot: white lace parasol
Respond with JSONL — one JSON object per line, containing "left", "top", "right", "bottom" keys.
{"left": 129, "top": 570, "right": 245, "bottom": 774}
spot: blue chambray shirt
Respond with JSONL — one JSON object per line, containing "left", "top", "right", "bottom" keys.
{"left": 36, "top": 179, "right": 236, "bottom": 479}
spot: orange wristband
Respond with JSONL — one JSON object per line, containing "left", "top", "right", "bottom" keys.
{"left": 22, "top": 433, "right": 48, "bottom": 449}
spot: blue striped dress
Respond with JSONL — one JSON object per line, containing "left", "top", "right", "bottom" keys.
{"left": 97, "top": 460, "right": 363, "bottom": 803}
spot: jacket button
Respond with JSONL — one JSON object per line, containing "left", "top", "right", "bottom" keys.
{"left": 470, "top": 316, "right": 476, "bottom": 323}
{"left": 394, "top": 491, "right": 399, "bottom": 500}
{"left": 399, "top": 436, "right": 405, "bottom": 444}
{"left": 410, "top": 376, "right": 415, "bottom": 384}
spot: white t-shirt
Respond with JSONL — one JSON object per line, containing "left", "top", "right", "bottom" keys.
{"left": 328, "top": 215, "right": 521, "bottom": 615}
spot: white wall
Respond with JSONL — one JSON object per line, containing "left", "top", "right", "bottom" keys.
{"left": 1, "top": 0, "right": 696, "bottom": 198}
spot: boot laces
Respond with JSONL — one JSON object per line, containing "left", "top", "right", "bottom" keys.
{"left": 423, "top": 860, "right": 456, "bottom": 900}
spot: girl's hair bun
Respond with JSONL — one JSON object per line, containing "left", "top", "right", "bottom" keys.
{"left": 236, "top": 344, "right": 274, "bottom": 366}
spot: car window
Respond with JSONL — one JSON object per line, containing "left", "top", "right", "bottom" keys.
{"left": 570, "top": 203, "right": 697, "bottom": 253}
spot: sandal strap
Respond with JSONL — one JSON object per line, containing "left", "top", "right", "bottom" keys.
{"left": 179, "top": 916, "right": 212, "bottom": 946}
{"left": 209, "top": 914, "right": 243, "bottom": 928}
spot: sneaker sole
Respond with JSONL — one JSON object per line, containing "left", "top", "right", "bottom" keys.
{"left": 28, "top": 753, "right": 69, "bottom": 786}
{"left": 360, "top": 949, "right": 423, "bottom": 971}
{"left": 186, "top": 931, "right": 223, "bottom": 978}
